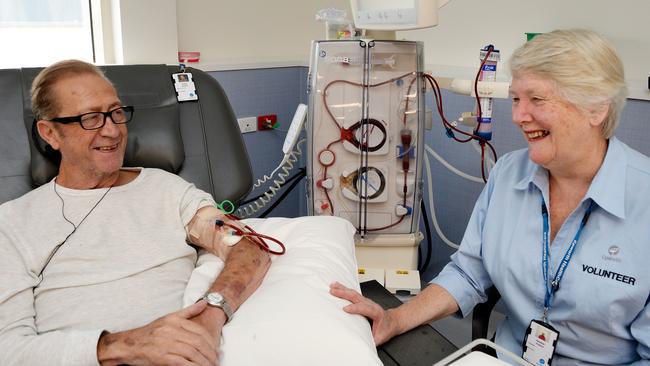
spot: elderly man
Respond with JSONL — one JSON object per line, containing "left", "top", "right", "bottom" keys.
{"left": 0, "top": 60, "right": 270, "bottom": 365}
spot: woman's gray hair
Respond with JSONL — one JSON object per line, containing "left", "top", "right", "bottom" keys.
{"left": 509, "top": 29, "right": 627, "bottom": 138}
{"left": 31, "top": 59, "right": 113, "bottom": 121}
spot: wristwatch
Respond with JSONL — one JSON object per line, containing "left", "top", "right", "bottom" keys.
{"left": 202, "top": 292, "right": 233, "bottom": 322}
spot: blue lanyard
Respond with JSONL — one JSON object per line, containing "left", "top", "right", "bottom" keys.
{"left": 540, "top": 200, "right": 593, "bottom": 323}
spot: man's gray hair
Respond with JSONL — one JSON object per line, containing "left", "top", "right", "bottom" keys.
{"left": 31, "top": 59, "right": 113, "bottom": 121}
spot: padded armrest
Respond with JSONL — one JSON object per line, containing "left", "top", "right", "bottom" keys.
{"left": 471, "top": 285, "right": 501, "bottom": 356}
{"left": 0, "top": 69, "right": 31, "bottom": 203}
{"left": 360, "top": 280, "right": 458, "bottom": 365}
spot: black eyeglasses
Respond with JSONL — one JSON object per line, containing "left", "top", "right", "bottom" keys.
{"left": 49, "top": 106, "right": 134, "bottom": 130}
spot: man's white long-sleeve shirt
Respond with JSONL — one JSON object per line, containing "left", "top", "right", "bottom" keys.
{"left": 0, "top": 168, "right": 214, "bottom": 365}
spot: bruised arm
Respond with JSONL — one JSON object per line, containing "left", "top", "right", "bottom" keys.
{"left": 190, "top": 237, "right": 271, "bottom": 340}
{"left": 186, "top": 207, "right": 271, "bottom": 339}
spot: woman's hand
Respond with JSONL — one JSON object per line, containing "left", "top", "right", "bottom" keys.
{"left": 329, "top": 282, "right": 401, "bottom": 346}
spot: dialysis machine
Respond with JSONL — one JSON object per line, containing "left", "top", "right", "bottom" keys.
{"left": 307, "top": 40, "right": 425, "bottom": 293}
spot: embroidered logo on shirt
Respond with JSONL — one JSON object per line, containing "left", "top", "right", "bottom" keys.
{"left": 582, "top": 264, "right": 636, "bottom": 286}
{"left": 602, "top": 245, "right": 622, "bottom": 263}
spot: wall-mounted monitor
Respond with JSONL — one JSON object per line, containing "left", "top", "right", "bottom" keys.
{"left": 350, "top": 0, "right": 449, "bottom": 30}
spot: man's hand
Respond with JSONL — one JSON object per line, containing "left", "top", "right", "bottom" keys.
{"left": 329, "top": 282, "right": 401, "bottom": 346}
{"left": 97, "top": 301, "right": 219, "bottom": 366}
{"left": 191, "top": 306, "right": 227, "bottom": 362}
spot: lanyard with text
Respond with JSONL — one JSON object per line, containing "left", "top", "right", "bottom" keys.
{"left": 540, "top": 200, "right": 594, "bottom": 323}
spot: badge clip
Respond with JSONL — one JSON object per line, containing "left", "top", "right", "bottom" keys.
{"left": 172, "top": 72, "right": 198, "bottom": 102}
{"left": 522, "top": 319, "right": 559, "bottom": 365}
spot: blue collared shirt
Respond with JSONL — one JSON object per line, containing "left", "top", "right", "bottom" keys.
{"left": 432, "top": 137, "right": 650, "bottom": 365}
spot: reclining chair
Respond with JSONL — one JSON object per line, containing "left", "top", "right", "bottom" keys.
{"left": 0, "top": 64, "right": 252, "bottom": 205}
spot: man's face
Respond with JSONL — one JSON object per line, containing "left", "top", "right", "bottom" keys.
{"left": 43, "top": 73, "right": 128, "bottom": 185}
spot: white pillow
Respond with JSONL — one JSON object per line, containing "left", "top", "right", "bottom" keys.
{"left": 183, "top": 216, "right": 382, "bottom": 366}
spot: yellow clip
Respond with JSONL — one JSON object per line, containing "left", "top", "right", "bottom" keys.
{"left": 396, "top": 270, "right": 409, "bottom": 275}
{"left": 358, "top": 268, "right": 366, "bottom": 274}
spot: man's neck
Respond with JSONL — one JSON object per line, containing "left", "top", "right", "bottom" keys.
{"left": 56, "top": 169, "right": 124, "bottom": 189}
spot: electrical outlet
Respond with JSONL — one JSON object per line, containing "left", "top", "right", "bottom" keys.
{"left": 257, "top": 114, "right": 277, "bottom": 131}
{"left": 237, "top": 117, "right": 257, "bottom": 133}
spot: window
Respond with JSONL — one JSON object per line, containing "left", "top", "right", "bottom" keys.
{"left": 0, "top": 0, "right": 94, "bottom": 68}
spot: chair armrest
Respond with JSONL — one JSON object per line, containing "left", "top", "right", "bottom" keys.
{"left": 471, "top": 285, "right": 501, "bottom": 356}
{"left": 361, "top": 280, "right": 458, "bottom": 365}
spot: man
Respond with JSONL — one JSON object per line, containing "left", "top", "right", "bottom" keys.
{"left": 0, "top": 60, "right": 270, "bottom": 365}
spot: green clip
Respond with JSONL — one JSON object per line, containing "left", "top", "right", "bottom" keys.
{"left": 216, "top": 200, "right": 235, "bottom": 214}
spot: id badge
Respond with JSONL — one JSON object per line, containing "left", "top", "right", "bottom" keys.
{"left": 172, "top": 72, "right": 198, "bottom": 102}
{"left": 522, "top": 319, "right": 559, "bottom": 365}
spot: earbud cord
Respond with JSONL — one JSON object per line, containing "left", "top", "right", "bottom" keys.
{"left": 37, "top": 178, "right": 113, "bottom": 282}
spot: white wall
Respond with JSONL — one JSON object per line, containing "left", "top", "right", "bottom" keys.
{"left": 175, "top": 0, "right": 351, "bottom": 68}
{"left": 171, "top": 0, "right": 649, "bottom": 99}
{"left": 397, "top": 0, "right": 650, "bottom": 99}
{"left": 102, "top": 0, "right": 649, "bottom": 98}
{"left": 110, "top": 0, "right": 178, "bottom": 64}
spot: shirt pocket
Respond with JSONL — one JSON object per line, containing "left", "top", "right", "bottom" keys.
{"left": 570, "top": 258, "right": 646, "bottom": 332}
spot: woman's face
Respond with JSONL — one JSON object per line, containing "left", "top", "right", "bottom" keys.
{"left": 510, "top": 73, "right": 605, "bottom": 172}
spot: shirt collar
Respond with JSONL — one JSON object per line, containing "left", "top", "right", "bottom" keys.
{"left": 514, "top": 159, "right": 546, "bottom": 192}
{"left": 513, "top": 137, "right": 627, "bottom": 219}
{"left": 585, "top": 137, "right": 626, "bottom": 219}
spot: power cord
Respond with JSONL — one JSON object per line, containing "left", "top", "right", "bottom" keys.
{"left": 236, "top": 139, "right": 305, "bottom": 217}
{"left": 259, "top": 169, "right": 306, "bottom": 218}
{"left": 240, "top": 167, "right": 306, "bottom": 205}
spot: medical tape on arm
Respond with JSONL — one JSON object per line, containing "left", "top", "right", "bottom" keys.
{"left": 187, "top": 206, "right": 244, "bottom": 260}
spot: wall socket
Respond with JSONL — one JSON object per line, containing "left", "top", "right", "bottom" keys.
{"left": 257, "top": 114, "right": 277, "bottom": 131}
{"left": 237, "top": 117, "right": 257, "bottom": 133}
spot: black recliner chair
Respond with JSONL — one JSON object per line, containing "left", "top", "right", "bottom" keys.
{"left": 0, "top": 65, "right": 252, "bottom": 205}
{"left": 472, "top": 285, "right": 502, "bottom": 355}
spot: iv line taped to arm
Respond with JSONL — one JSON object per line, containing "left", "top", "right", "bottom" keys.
{"left": 187, "top": 206, "right": 244, "bottom": 260}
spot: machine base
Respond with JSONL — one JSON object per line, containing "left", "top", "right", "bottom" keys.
{"left": 385, "top": 268, "right": 421, "bottom": 295}
{"left": 357, "top": 267, "right": 385, "bottom": 284}
{"left": 354, "top": 232, "right": 423, "bottom": 293}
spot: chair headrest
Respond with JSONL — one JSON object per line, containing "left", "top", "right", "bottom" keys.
{"left": 24, "top": 64, "right": 185, "bottom": 185}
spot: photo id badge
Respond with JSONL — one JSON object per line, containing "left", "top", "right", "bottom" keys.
{"left": 522, "top": 319, "right": 559, "bottom": 365}
{"left": 172, "top": 72, "right": 198, "bottom": 102}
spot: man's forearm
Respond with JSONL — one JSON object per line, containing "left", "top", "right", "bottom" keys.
{"left": 0, "top": 329, "right": 104, "bottom": 366}
{"left": 190, "top": 237, "right": 270, "bottom": 341}
{"left": 97, "top": 331, "right": 128, "bottom": 365}
{"left": 97, "top": 300, "right": 218, "bottom": 365}
{"left": 205, "top": 237, "right": 271, "bottom": 312}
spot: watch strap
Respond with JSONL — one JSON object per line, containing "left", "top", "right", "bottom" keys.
{"left": 202, "top": 292, "right": 234, "bottom": 322}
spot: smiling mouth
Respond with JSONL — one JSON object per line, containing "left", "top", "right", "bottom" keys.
{"left": 94, "top": 143, "right": 119, "bottom": 152}
{"left": 526, "top": 130, "right": 550, "bottom": 140}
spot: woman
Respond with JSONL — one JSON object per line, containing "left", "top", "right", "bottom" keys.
{"left": 331, "top": 29, "right": 650, "bottom": 365}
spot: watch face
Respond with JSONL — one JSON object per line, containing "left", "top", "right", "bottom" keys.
{"left": 204, "top": 291, "right": 233, "bottom": 322}
{"left": 206, "top": 292, "right": 224, "bottom": 304}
